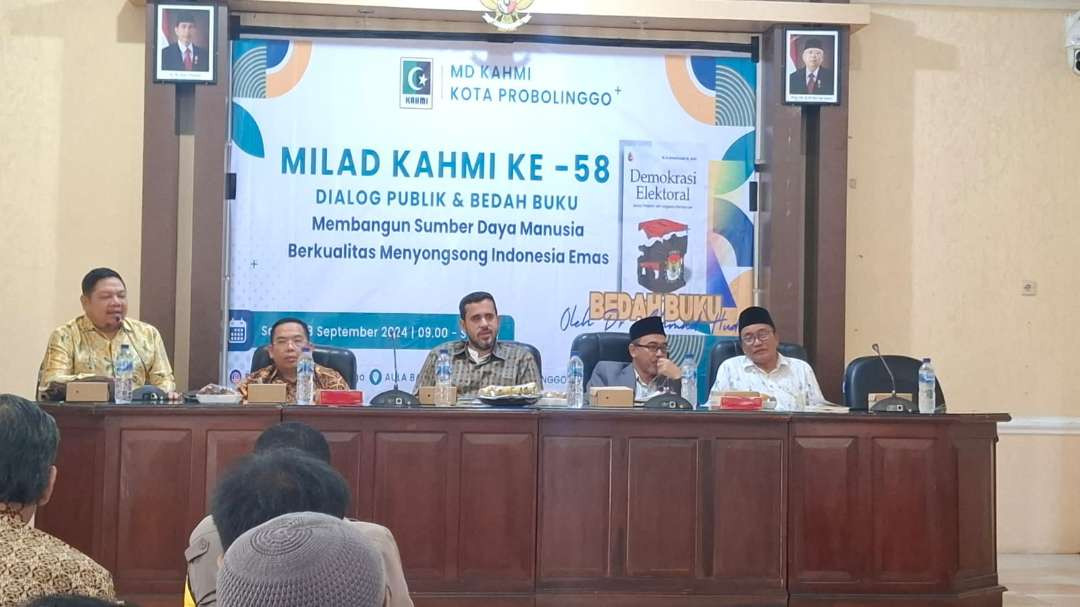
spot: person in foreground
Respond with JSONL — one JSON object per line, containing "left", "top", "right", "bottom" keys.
{"left": 37, "top": 268, "right": 177, "bottom": 400}
{"left": 710, "top": 306, "right": 825, "bottom": 410}
{"left": 586, "top": 316, "right": 682, "bottom": 403}
{"left": 217, "top": 512, "right": 385, "bottom": 607}
{"left": 414, "top": 291, "right": 541, "bottom": 396}
{"left": 0, "top": 394, "right": 115, "bottom": 604}
{"left": 236, "top": 317, "right": 347, "bottom": 404}
{"left": 184, "top": 422, "right": 411, "bottom": 607}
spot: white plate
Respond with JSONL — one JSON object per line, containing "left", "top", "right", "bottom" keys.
{"left": 196, "top": 393, "right": 242, "bottom": 404}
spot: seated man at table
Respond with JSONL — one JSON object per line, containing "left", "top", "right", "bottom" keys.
{"left": 710, "top": 306, "right": 825, "bottom": 410}
{"left": 37, "top": 267, "right": 177, "bottom": 400}
{"left": 236, "top": 317, "right": 348, "bottom": 404}
{"left": 586, "top": 316, "right": 682, "bottom": 403}
{"left": 0, "top": 394, "right": 115, "bottom": 604}
{"left": 414, "top": 291, "right": 541, "bottom": 397}
{"left": 184, "top": 422, "right": 411, "bottom": 607}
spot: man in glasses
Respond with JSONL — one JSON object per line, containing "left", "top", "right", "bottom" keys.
{"left": 710, "top": 306, "right": 824, "bottom": 410}
{"left": 586, "top": 316, "right": 682, "bottom": 403}
{"left": 237, "top": 317, "right": 347, "bottom": 404}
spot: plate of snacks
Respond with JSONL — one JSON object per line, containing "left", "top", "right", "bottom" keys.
{"left": 477, "top": 382, "right": 541, "bottom": 406}
{"left": 195, "top": 384, "right": 242, "bottom": 404}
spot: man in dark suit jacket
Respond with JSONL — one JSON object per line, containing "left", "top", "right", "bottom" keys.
{"left": 788, "top": 37, "right": 834, "bottom": 95}
{"left": 160, "top": 11, "right": 208, "bottom": 72}
{"left": 586, "top": 316, "right": 682, "bottom": 403}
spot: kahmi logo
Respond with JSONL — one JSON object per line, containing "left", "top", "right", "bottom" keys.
{"left": 400, "top": 58, "right": 433, "bottom": 109}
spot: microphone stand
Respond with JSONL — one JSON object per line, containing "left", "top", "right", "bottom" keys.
{"left": 370, "top": 333, "right": 419, "bottom": 407}
{"left": 869, "top": 343, "right": 914, "bottom": 413}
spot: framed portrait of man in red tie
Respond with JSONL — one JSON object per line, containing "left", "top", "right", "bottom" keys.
{"left": 155, "top": 4, "right": 216, "bottom": 84}
{"left": 783, "top": 29, "right": 839, "bottom": 105}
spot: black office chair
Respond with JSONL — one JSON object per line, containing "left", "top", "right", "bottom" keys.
{"left": 502, "top": 340, "right": 543, "bottom": 376}
{"left": 843, "top": 355, "right": 945, "bottom": 411}
{"left": 570, "top": 332, "right": 633, "bottom": 385}
{"left": 706, "top": 336, "right": 808, "bottom": 390}
{"left": 250, "top": 344, "right": 358, "bottom": 389}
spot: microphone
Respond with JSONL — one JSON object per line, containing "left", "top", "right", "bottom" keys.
{"left": 370, "top": 332, "right": 419, "bottom": 407}
{"left": 869, "top": 343, "right": 915, "bottom": 413}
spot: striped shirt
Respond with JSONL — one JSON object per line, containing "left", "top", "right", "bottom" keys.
{"left": 414, "top": 340, "right": 541, "bottom": 397}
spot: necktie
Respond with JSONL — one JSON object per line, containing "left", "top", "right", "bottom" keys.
{"left": 183, "top": 48, "right": 193, "bottom": 70}
{"left": 807, "top": 74, "right": 817, "bottom": 93}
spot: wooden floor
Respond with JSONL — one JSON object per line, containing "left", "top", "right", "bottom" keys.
{"left": 120, "top": 554, "right": 1080, "bottom": 607}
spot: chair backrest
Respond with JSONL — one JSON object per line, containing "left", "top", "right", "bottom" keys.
{"left": 570, "top": 332, "right": 633, "bottom": 385}
{"left": 501, "top": 340, "right": 543, "bottom": 377}
{"left": 706, "top": 337, "right": 808, "bottom": 390}
{"left": 251, "top": 344, "right": 358, "bottom": 389}
{"left": 842, "top": 355, "right": 945, "bottom": 410}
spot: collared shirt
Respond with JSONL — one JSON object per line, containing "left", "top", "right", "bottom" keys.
{"left": 37, "top": 315, "right": 176, "bottom": 399}
{"left": 633, "top": 368, "right": 675, "bottom": 403}
{"left": 414, "top": 340, "right": 542, "bottom": 397}
{"left": 236, "top": 363, "right": 348, "bottom": 404}
{"left": 0, "top": 509, "right": 115, "bottom": 605}
{"left": 710, "top": 353, "right": 825, "bottom": 410}
{"left": 183, "top": 514, "right": 412, "bottom": 607}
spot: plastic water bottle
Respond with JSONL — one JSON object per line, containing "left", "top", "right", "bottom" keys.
{"left": 114, "top": 344, "right": 134, "bottom": 404}
{"left": 435, "top": 348, "right": 453, "bottom": 406}
{"left": 680, "top": 354, "right": 697, "bottom": 407}
{"left": 918, "top": 357, "right": 936, "bottom": 414}
{"left": 296, "top": 347, "right": 315, "bottom": 406}
{"left": 566, "top": 353, "right": 585, "bottom": 408}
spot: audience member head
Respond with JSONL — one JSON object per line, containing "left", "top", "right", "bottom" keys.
{"left": 21, "top": 595, "right": 128, "bottom": 607}
{"left": 79, "top": 268, "right": 127, "bottom": 335}
{"left": 254, "top": 421, "right": 331, "bottom": 463}
{"left": 458, "top": 291, "right": 499, "bottom": 353}
{"left": 627, "top": 316, "right": 668, "bottom": 381}
{"left": 211, "top": 449, "right": 348, "bottom": 550}
{"left": 266, "top": 318, "right": 311, "bottom": 378}
{"left": 737, "top": 306, "right": 779, "bottom": 370}
{"left": 217, "top": 512, "right": 385, "bottom": 607}
{"left": 0, "top": 394, "right": 59, "bottom": 522}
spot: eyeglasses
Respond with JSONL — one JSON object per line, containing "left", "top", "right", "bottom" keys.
{"left": 740, "top": 329, "right": 774, "bottom": 345}
{"left": 632, "top": 342, "right": 669, "bottom": 354}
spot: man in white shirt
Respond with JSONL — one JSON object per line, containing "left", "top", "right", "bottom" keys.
{"left": 710, "top": 306, "right": 824, "bottom": 410}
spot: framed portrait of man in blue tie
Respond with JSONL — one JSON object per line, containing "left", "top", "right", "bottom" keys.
{"left": 154, "top": 4, "right": 216, "bottom": 84}
{"left": 783, "top": 29, "right": 840, "bottom": 105}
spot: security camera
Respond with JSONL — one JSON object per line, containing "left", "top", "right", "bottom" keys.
{"left": 1068, "top": 11, "right": 1080, "bottom": 75}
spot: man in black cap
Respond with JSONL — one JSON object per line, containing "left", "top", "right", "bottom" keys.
{"left": 709, "top": 306, "right": 824, "bottom": 410}
{"left": 586, "top": 316, "right": 681, "bottom": 403}
{"left": 788, "top": 36, "right": 834, "bottom": 95}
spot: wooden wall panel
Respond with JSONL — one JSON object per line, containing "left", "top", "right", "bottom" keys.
{"left": 870, "top": 437, "right": 940, "bottom": 586}
{"left": 203, "top": 429, "right": 262, "bottom": 510}
{"left": 324, "top": 430, "right": 365, "bottom": 520}
{"left": 116, "top": 429, "right": 193, "bottom": 586}
{"left": 538, "top": 436, "right": 612, "bottom": 580}
{"left": 625, "top": 438, "right": 699, "bottom": 577}
{"left": 38, "top": 426, "right": 104, "bottom": 559}
{"left": 955, "top": 437, "right": 997, "bottom": 585}
{"left": 459, "top": 433, "right": 536, "bottom": 585}
{"left": 790, "top": 436, "right": 861, "bottom": 586}
{"left": 373, "top": 432, "right": 451, "bottom": 580}
{"left": 711, "top": 438, "right": 785, "bottom": 586}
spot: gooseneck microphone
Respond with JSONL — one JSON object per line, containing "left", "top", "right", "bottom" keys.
{"left": 869, "top": 343, "right": 914, "bottom": 413}
{"left": 370, "top": 333, "right": 419, "bottom": 407}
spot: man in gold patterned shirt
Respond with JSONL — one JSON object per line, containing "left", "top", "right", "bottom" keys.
{"left": 0, "top": 394, "right": 115, "bottom": 604}
{"left": 237, "top": 318, "right": 348, "bottom": 404}
{"left": 37, "top": 268, "right": 177, "bottom": 400}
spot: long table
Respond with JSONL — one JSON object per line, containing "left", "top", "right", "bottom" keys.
{"left": 37, "top": 404, "right": 1008, "bottom": 606}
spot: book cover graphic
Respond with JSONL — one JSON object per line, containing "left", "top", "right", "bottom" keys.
{"left": 619, "top": 141, "right": 707, "bottom": 295}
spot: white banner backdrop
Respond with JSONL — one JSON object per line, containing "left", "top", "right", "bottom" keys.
{"left": 225, "top": 36, "right": 759, "bottom": 400}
